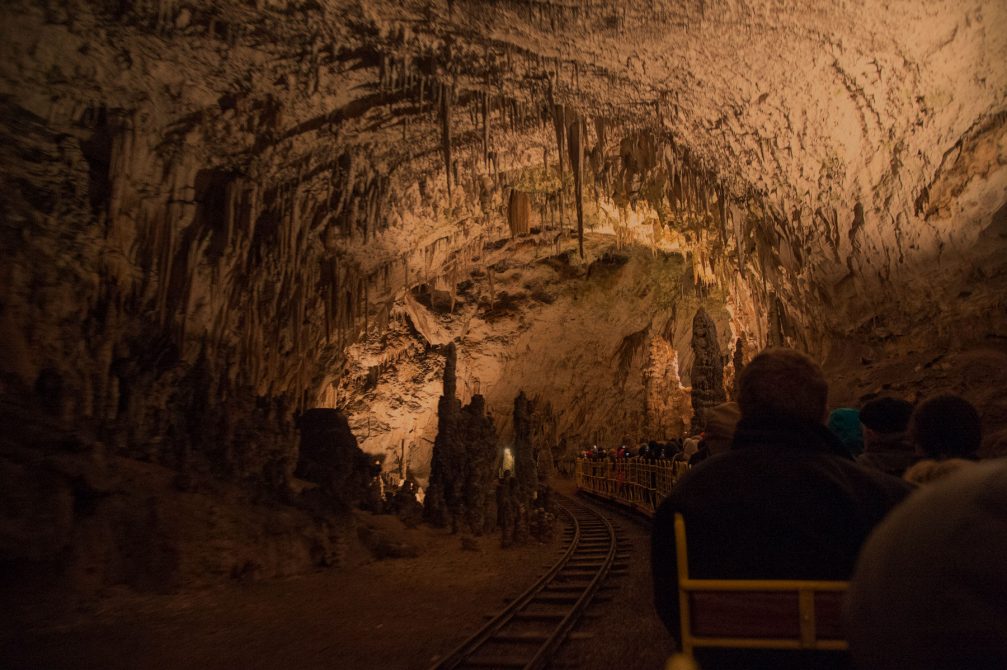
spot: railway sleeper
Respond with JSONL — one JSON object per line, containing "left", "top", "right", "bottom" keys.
{"left": 458, "top": 656, "right": 526, "bottom": 668}
{"left": 511, "top": 612, "right": 566, "bottom": 621}
{"left": 532, "top": 594, "right": 580, "bottom": 605}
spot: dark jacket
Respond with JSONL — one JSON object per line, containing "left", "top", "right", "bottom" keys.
{"left": 846, "top": 460, "right": 1007, "bottom": 670}
{"left": 652, "top": 416, "right": 911, "bottom": 668}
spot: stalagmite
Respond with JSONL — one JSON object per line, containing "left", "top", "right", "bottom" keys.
{"left": 690, "top": 307, "right": 727, "bottom": 432}
{"left": 3, "top": 0, "right": 1007, "bottom": 634}
{"left": 731, "top": 338, "right": 745, "bottom": 399}
{"left": 512, "top": 391, "right": 538, "bottom": 505}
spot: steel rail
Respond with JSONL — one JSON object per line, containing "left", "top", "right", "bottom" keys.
{"left": 429, "top": 493, "right": 617, "bottom": 670}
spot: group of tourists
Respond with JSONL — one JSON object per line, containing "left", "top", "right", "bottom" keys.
{"left": 581, "top": 440, "right": 687, "bottom": 462}
{"left": 649, "top": 347, "right": 1005, "bottom": 670}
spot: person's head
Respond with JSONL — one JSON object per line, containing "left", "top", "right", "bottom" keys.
{"left": 736, "top": 348, "right": 828, "bottom": 424}
{"left": 911, "top": 394, "right": 982, "bottom": 459}
{"left": 828, "top": 408, "right": 864, "bottom": 456}
{"left": 846, "top": 460, "right": 1007, "bottom": 670}
{"left": 860, "top": 397, "right": 914, "bottom": 435}
{"left": 701, "top": 402, "right": 741, "bottom": 455}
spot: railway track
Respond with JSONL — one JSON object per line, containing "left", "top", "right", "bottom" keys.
{"left": 430, "top": 493, "right": 624, "bottom": 670}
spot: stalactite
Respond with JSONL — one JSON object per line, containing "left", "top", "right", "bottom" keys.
{"left": 508, "top": 190, "right": 531, "bottom": 236}
{"left": 546, "top": 84, "right": 566, "bottom": 230}
{"left": 324, "top": 277, "right": 331, "bottom": 342}
{"left": 481, "top": 90, "right": 490, "bottom": 169}
{"left": 440, "top": 81, "right": 453, "bottom": 206}
{"left": 567, "top": 114, "right": 586, "bottom": 258}
{"left": 716, "top": 182, "right": 727, "bottom": 240}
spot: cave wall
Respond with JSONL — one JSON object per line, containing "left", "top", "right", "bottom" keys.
{"left": 4, "top": 1, "right": 1004, "bottom": 477}
{"left": 2, "top": 0, "right": 1006, "bottom": 589}
{"left": 332, "top": 237, "right": 735, "bottom": 477}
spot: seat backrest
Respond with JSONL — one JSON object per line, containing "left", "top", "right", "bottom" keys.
{"left": 673, "top": 513, "right": 849, "bottom": 655}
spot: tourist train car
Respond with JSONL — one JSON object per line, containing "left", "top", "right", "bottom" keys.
{"left": 575, "top": 458, "right": 691, "bottom": 516}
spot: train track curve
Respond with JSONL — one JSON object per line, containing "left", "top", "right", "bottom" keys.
{"left": 430, "top": 493, "right": 622, "bottom": 670}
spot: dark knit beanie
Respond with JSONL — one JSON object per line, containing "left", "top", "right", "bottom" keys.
{"left": 859, "top": 397, "right": 914, "bottom": 434}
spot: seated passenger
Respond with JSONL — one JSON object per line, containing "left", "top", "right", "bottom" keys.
{"left": 660, "top": 440, "right": 682, "bottom": 460}
{"left": 856, "top": 397, "right": 918, "bottom": 476}
{"left": 846, "top": 460, "right": 1007, "bottom": 670}
{"left": 904, "top": 394, "right": 983, "bottom": 485}
{"left": 903, "top": 456, "right": 976, "bottom": 485}
{"left": 678, "top": 436, "right": 700, "bottom": 461}
{"left": 651, "top": 348, "right": 911, "bottom": 670}
{"left": 688, "top": 401, "right": 741, "bottom": 465}
{"left": 827, "top": 407, "right": 863, "bottom": 457}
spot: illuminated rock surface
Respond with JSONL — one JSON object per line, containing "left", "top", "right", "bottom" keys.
{"left": 1, "top": 0, "right": 1005, "bottom": 612}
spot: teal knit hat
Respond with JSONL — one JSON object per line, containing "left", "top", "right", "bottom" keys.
{"left": 827, "top": 407, "right": 864, "bottom": 456}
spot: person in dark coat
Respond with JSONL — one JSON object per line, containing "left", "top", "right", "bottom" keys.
{"left": 910, "top": 393, "right": 982, "bottom": 460}
{"left": 903, "top": 394, "right": 983, "bottom": 485}
{"left": 827, "top": 407, "right": 864, "bottom": 457}
{"left": 856, "top": 396, "right": 918, "bottom": 476}
{"left": 688, "top": 401, "right": 741, "bottom": 466}
{"left": 651, "top": 348, "right": 911, "bottom": 670}
{"left": 846, "top": 460, "right": 1007, "bottom": 670}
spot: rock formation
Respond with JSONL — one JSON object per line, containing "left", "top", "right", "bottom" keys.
{"left": 508, "top": 190, "right": 531, "bottom": 236}
{"left": 295, "top": 408, "right": 372, "bottom": 513}
{"left": 424, "top": 343, "right": 497, "bottom": 534}
{"left": 0, "top": 0, "right": 1005, "bottom": 593}
{"left": 512, "top": 390, "right": 538, "bottom": 506}
{"left": 690, "top": 307, "right": 727, "bottom": 432}
{"left": 645, "top": 334, "right": 692, "bottom": 439}
{"left": 423, "top": 344, "right": 461, "bottom": 529}
{"left": 0, "top": 395, "right": 358, "bottom": 595}
{"left": 530, "top": 397, "right": 560, "bottom": 481}
{"left": 731, "top": 338, "right": 745, "bottom": 400}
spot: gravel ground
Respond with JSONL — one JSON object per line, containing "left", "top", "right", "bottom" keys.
{"left": 2, "top": 482, "right": 674, "bottom": 670}
{"left": 1, "top": 512, "right": 559, "bottom": 670}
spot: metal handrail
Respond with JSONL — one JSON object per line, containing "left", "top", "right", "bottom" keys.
{"left": 575, "top": 457, "right": 690, "bottom": 517}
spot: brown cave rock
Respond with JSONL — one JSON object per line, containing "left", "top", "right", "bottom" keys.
{"left": 295, "top": 408, "right": 371, "bottom": 513}
{"left": 689, "top": 307, "right": 727, "bottom": 433}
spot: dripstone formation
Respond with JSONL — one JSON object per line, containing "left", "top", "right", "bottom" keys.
{"left": 295, "top": 408, "right": 372, "bottom": 513}
{"left": 500, "top": 390, "right": 557, "bottom": 547}
{"left": 1, "top": 0, "right": 1005, "bottom": 601}
{"left": 423, "top": 343, "right": 498, "bottom": 535}
{"left": 732, "top": 338, "right": 745, "bottom": 399}
{"left": 512, "top": 390, "right": 539, "bottom": 506}
{"left": 689, "top": 307, "right": 726, "bottom": 433}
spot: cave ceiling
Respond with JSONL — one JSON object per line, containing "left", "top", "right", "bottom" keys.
{"left": 1, "top": 0, "right": 1006, "bottom": 463}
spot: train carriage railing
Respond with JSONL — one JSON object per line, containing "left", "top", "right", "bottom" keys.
{"left": 575, "top": 457, "right": 690, "bottom": 517}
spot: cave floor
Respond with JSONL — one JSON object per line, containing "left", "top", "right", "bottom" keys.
{"left": 2, "top": 512, "right": 560, "bottom": 670}
{"left": 2, "top": 478, "right": 677, "bottom": 670}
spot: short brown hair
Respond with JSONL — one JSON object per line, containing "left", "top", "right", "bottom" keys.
{"left": 736, "top": 348, "right": 828, "bottom": 424}
{"left": 911, "top": 394, "right": 982, "bottom": 459}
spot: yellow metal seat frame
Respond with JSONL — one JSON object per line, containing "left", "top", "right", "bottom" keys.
{"left": 673, "top": 513, "right": 849, "bottom": 655}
